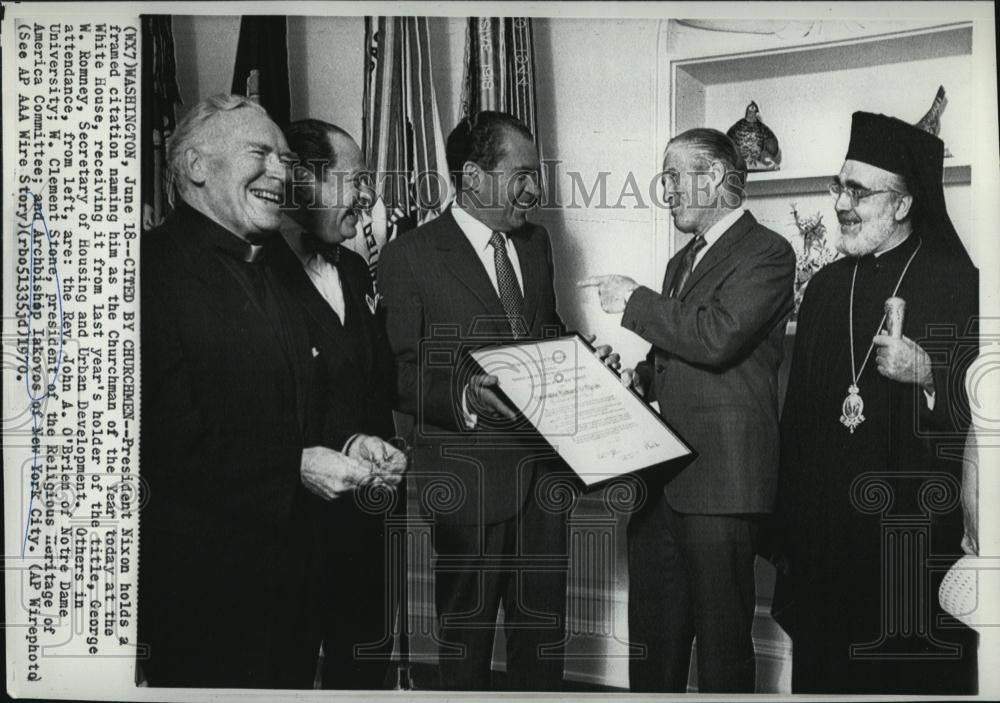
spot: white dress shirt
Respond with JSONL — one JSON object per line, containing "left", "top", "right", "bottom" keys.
{"left": 451, "top": 205, "right": 525, "bottom": 295}
{"left": 280, "top": 216, "right": 365, "bottom": 450}
{"left": 692, "top": 205, "right": 747, "bottom": 270}
{"left": 280, "top": 216, "right": 347, "bottom": 325}
{"left": 450, "top": 206, "right": 526, "bottom": 428}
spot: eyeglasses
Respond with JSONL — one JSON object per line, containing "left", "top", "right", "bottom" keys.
{"left": 828, "top": 182, "right": 899, "bottom": 206}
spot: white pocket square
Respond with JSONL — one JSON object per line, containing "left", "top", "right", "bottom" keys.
{"left": 311, "top": 347, "right": 320, "bottom": 358}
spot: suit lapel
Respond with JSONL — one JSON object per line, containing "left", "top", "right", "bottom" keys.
{"left": 175, "top": 221, "right": 270, "bottom": 328}
{"left": 661, "top": 242, "right": 687, "bottom": 295}
{"left": 170, "top": 207, "right": 312, "bottom": 436}
{"left": 270, "top": 236, "right": 362, "bottom": 368}
{"left": 436, "top": 211, "right": 507, "bottom": 317}
{"left": 679, "top": 211, "right": 755, "bottom": 299}
{"left": 510, "top": 229, "right": 540, "bottom": 332}
{"left": 339, "top": 263, "right": 375, "bottom": 366}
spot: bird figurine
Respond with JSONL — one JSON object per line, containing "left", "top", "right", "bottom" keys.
{"left": 915, "top": 85, "right": 953, "bottom": 157}
{"left": 727, "top": 100, "right": 781, "bottom": 171}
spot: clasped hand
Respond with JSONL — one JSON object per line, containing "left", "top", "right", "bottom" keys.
{"left": 300, "top": 435, "right": 406, "bottom": 500}
{"left": 872, "top": 332, "right": 934, "bottom": 390}
{"left": 619, "top": 367, "right": 645, "bottom": 397}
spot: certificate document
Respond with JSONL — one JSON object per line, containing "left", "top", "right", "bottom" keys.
{"left": 470, "top": 335, "right": 692, "bottom": 486}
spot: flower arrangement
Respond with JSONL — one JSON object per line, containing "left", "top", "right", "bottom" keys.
{"left": 790, "top": 204, "right": 838, "bottom": 316}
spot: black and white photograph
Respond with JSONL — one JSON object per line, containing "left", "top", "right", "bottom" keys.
{"left": 3, "top": 2, "right": 999, "bottom": 700}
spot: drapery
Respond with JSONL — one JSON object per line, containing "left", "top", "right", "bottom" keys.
{"left": 230, "top": 15, "right": 291, "bottom": 128}
{"left": 461, "top": 17, "right": 539, "bottom": 138}
{"left": 355, "top": 16, "right": 452, "bottom": 285}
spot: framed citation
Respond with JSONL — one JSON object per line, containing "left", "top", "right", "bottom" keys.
{"left": 470, "top": 334, "right": 692, "bottom": 486}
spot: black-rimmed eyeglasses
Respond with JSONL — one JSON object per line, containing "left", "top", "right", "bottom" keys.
{"left": 828, "top": 182, "right": 899, "bottom": 206}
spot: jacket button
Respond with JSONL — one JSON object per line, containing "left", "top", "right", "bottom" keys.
{"left": 656, "top": 364, "right": 665, "bottom": 373}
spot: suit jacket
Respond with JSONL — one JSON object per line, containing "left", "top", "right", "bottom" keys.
{"left": 379, "top": 209, "right": 566, "bottom": 525}
{"left": 622, "top": 211, "right": 795, "bottom": 514}
{"left": 139, "top": 202, "right": 326, "bottom": 683}
{"left": 141, "top": 202, "right": 323, "bottom": 553}
{"left": 269, "top": 235, "right": 396, "bottom": 449}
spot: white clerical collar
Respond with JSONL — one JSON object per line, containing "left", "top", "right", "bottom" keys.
{"left": 700, "top": 206, "right": 747, "bottom": 247}
{"left": 873, "top": 233, "right": 911, "bottom": 258}
{"left": 451, "top": 205, "right": 508, "bottom": 252}
{"left": 279, "top": 215, "right": 314, "bottom": 266}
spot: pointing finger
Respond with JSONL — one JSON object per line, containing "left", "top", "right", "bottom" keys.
{"left": 577, "top": 276, "right": 609, "bottom": 288}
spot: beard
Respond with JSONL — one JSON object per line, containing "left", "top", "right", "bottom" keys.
{"left": 835, "top": 215, "right": 898, "bottom": 257}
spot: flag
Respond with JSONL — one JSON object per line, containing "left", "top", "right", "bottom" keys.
{"left": 231, "top": 16, "right": 291, "bottom": 128}
{"left": 353, "top": 16, "right": 452, "bottom": 285}
{"left": 140, "top": 16, "right": 182, "bottom": 231}
{"left": 461, "top": 17, "right": 539, "bottom": 138}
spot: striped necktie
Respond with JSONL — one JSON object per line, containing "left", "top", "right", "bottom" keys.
{"left": 669, "top": 235, "right": 707, "bottom": 297}
{"left": 489, "top": 231, "right": 525, "bottom": 337}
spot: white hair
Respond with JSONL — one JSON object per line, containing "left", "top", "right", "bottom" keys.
{"left": 167, "top": 94, "right": 268, "bottom": 206}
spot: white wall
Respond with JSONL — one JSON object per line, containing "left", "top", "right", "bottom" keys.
{"left": 286, "top": 16, "right": 365, "bottom": 137}
{"left": 533, "top": 17, "right": 665, "bottom": 369}
{"left": 172, "top": 15, "right": 241, "bottom": 115}
{"left": 173, "top": 15, "right": 367, "bottom": 136}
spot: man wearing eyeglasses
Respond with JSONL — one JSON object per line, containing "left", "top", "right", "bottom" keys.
{"left": 269, "top": 119, "right": 406, "bottom": 689}
{"left": 579, "top": 127, "right": 796, "bottom": 693}
{"left": 772, "top": 112, "right": 979, "bottom": 694}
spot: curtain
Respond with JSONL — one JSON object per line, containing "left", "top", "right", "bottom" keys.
{"left": 461, "top": 17, "right": 539, "bottom": 139}
{"left": 230, "top": 15, "right": 291, "bottom": 128}
{"left": 354, "top": 16, "right": 452, "bottom": 285}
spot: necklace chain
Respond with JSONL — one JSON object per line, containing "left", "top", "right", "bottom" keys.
{"left": 848, "top": 239, "right": 922, "bottom": 386}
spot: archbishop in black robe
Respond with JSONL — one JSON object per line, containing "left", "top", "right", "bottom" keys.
{"left": 772, "top": 113, "right": 979, "bottom": 694}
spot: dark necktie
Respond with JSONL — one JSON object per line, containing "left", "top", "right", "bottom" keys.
{"left": 314, "top": 243, "right": 340, "bottom": 266}
{"left": 489, "top": 231, "right": 525, "bottom": 337}
{"left": 669, "top": 235, "right": 707, "bottom": 297}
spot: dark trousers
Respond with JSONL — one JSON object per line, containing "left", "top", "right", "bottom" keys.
{"left": 432, "top": 489, "right": 568, "bottom": 691}
{"left": 628, "top": 495, "right": 760, "bottom": 693}
{"left": 319, "top": 504, "right": 394, "bottom": 689}
{"left": 791, "top": 631, "right": 978, "bottom": 694}
{"left": 138, "top": 526, "right": 321, "bottom": 689}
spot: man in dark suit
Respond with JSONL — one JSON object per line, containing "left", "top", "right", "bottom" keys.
{"left": 580, "top": 128, "right": 795, "bottom": 692}
{"left": 139, "top": 95, "right": 403, "bottom": 688}
{"left": 380, "top": 112, "right": 611, "bottom": 691}
{"left": 773, "top": 112, "right": 978, "bottom": 694}
{"left": 270, "top": 119, "right": 403, "bottom": 689}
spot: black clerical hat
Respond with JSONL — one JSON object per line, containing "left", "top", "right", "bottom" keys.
{"left": 846, "top": 112, "right": 943, "bottom": 183}
{"left": 845, "top": 111, "right": 972, "bottom": 266}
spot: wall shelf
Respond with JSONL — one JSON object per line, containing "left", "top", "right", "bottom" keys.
{"left": 673, "top": 23, "right": 972, "bottom": 86}
{"left": 667, "top": 20, "right": 976, "bottom": 256}
{"left": 746, "top": 163, "right": 972, "bottom": 197}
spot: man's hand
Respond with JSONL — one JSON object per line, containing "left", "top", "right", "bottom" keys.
{"left": 346, "top": 434, "right": 406, "bottom": 487}
{"left": 583, "top": 333, "right": 621, "bottom": 370}
{"left": 872, "top": 333, "right": 934, "bottom": 391}
{"left": 467, "top": 374, "right": 518, "bottom": 420}
{"left": 620, "top": 367, "right": 645, "bottom": 398}
{"left": 577, "top": 275, "right": 640, "bottom": 314}
{"left": 300, "top": 446, "right": 373, "bottom": 500}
